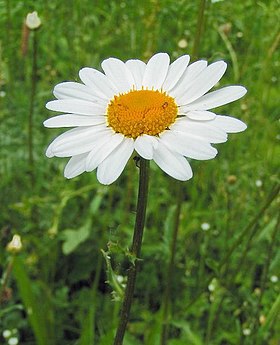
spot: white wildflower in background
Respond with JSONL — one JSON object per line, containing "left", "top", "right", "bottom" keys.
{"left": 201, "top": 222, "right": 210, "bottom": 231}
{"left": 242, "top": 328, "right": 251, "bottom": 336}
{"left": 270, "top": 275, "right": 278, "bottom": 283}
{"left": 208, "top": 279, "right": 216, "bottom": 292}
{"left": 3, "top": 330, "right": 12, "bottom": 338}
{"left": 8, "top": 338, "right": 19, "bottom": 345}
{"left": 178, "top": 39, "right": 188, "bottom": 49}
{"left": 44, "top": 53, "right": 247, "bottom": 185}
{"left": 255, "top": 179, "right": 262, "bottom": 187}
{"left": 25, "top": 11, "right": 41, "bottom": 30}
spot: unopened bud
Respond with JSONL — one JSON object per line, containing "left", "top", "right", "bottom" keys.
{"left": 219, "top": 23, "right": 232, "bottom": 35}
{"left": 6, "top": 235, "right": 22, "bottom": 253}
{"left": 259, "top": 314, "right": 266, "bottom": 325}
{"left": 227, "top": 175, "right": 237, "bottom": 184}
{"left": 25, "top": 11, "right": 41, "bottom": 30}
{"left": 178, "top": 39, "right": 188, "bottom": 49}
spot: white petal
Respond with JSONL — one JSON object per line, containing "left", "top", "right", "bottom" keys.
{"left": 48, "top": 125, "right": 111, "bottom": 157}
{"left": 53, "top": 82, "right": 106, "bottom": 104}
{"left": 97, "top": 139, "right": 134, "bottom": 185}
{"left": 125, "top": 59, "right": 146, "bottom": 90}
{"left": 170, "top": 60, "right": 208, "bottom": 98}
{"left": 134, "top": 135, "right": 158, "bottom": 160}
{"left": 46, "top": 144, "right": 54, "bottom": 158}
{"left": 183, "top": 110, "right": 216, "bottom": 120}
{"left": 101, "top": 58, "right": 134, "bottom": 93}
{"left": 181, "top": 86, "right": 247, "bottom": 111}
{"left": 86, "top": 133, "right": 124, "bottom": 171}
{"left": 160, "top": 130, "right": 218, "bottom": 160}
{"left": 153, "top": 143, "right": 193, "bottom": 181}
{"left": 43, "top": 115, "right": 106, "bottom": 128}
{"left": 142, "top": 53, "right": 170, "bottom": 90}
{"left": 46, "top": 99, "right": 106, "bottom": 116}
{"left": 79, "top": 68, "right": 117, "bottom": 99}
{"left": 162, "top": 55, "right": 190, "bottom": 91}
{"left": 64, "top": 153, "right": 88, "bottom": 179}
{"left": 172, "top": 118, "right": 228, "bottom": 143}
{"left": 177, "top": 61, "right": 227, "bottom": 105}
{"left": 211, "top": 115, "right": 247, "bottom": 133}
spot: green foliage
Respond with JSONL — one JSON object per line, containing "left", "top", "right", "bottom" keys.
{"left": 62, "top": 221, "right": 91, "bottom": 255}
{"left": 12, "top": 257, "right": 53, "bottom": 345}
{"left": 0, "top": 0, "right": 279, "bottom": 344}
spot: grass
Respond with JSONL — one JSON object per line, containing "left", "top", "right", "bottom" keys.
{"left": 0, "top": 0, "right": 279, "bottom": 344}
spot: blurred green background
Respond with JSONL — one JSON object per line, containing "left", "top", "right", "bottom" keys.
{"left": 0, "top": 0, "right": 279, "bottom": 344}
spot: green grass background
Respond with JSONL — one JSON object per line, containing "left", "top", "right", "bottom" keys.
{"left": 0, "top": 0, "right": 279, "bottom": 344}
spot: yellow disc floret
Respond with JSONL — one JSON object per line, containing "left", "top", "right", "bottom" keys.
{"left": 107, "top": 89, "right": 178, "bottom": 139}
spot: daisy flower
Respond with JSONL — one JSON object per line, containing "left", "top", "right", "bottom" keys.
{"left": 44, "top": 53, "right": 247, "bottom": 185}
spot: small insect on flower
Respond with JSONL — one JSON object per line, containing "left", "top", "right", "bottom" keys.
{"left": 44, "top": 53, "right": 247, "bottom": 185}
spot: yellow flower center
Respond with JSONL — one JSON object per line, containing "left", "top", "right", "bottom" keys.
{"left": 107, "top": 89, "right": 178, "bottom": 139}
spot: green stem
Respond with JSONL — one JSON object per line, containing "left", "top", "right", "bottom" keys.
{"left": 160, "top": 181, "right": 183, "bottom": 345}
{"left": 113, "top": 158, "right": 150, "bottom": 345}
{"left": 217, "top": 25, "right": 239, "bottom": 82}
{"left": 0, "top": 257, "right": 14, "bottom": 303}
{"left": 192, "top": 0, "right": 207, "bottom": 59}
{"left": 80, "top": 251, "right": 103, "bottom": 344}
{"left": 205, "top": 294, "right": 225, "bottom": 344}
{"left": 28, "top": 30, "right": 38, "bottom": 186}
{"left": 5, "top": 0, "right": 13, "bottom": 96}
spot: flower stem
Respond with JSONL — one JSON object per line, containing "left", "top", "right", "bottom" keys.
{"left": 113, "top": 158, "right": 150, "bottom": 345}
{"left": 5, "top": 0, "right": 14, "bottom": 97}
{"left": 28, "top": 30, "right": 38, "bottom": 186}
{"left": 0, "top": 257, "right": 14, "bottom": 303}
{"left": 160, "top": 181, "right": 184, "bottom": 345}
{"left": 192, "top": 0, "right": 207, "bottom": 59}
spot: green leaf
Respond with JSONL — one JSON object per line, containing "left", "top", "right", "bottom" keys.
{"left": 260, "top": 293, "right": 280, "bottom": 335}
{"left": 13, "top": 257, "right": 52, "bottom": 345}
{"left": 101, "top": 249, "right": 125, "bottom": 301}
{"left": 61, "top": 221, "right": 91, "bottom": 255}
{"left": 171, "top": 320, "right": 203, "bottom": 345}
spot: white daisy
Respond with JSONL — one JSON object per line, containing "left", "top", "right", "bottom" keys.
{"left": 44, "top": 53, "right": 247, "bottom": 185}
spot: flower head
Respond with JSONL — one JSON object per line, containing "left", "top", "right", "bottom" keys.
{"left": 44, "top": 53, "right": 247, "bottom": 185}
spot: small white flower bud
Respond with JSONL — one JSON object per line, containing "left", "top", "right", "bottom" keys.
{"left": 242, "top": 328, "right": 251, "bottom": 336}
{"left": 25, "top": 11, "right": 41, "bottom": 30}
{"left": 3, "top": 330, "right": 12, "bottom": 338}
{"left": 178, "top": 39, "right": 188, "bottom": 49}
{"left": 270, "top": 275, "right": 278, "bottom": 283}
{"left": 6, "top": 234, "right": 22, "bottom": 253}
{"left": 201, "top": 222, "right": 210, "bottom": 231}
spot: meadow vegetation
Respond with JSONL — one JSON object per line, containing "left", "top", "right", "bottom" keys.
{"left": 0, "top": 0, "right": 279, "bottom": 344}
